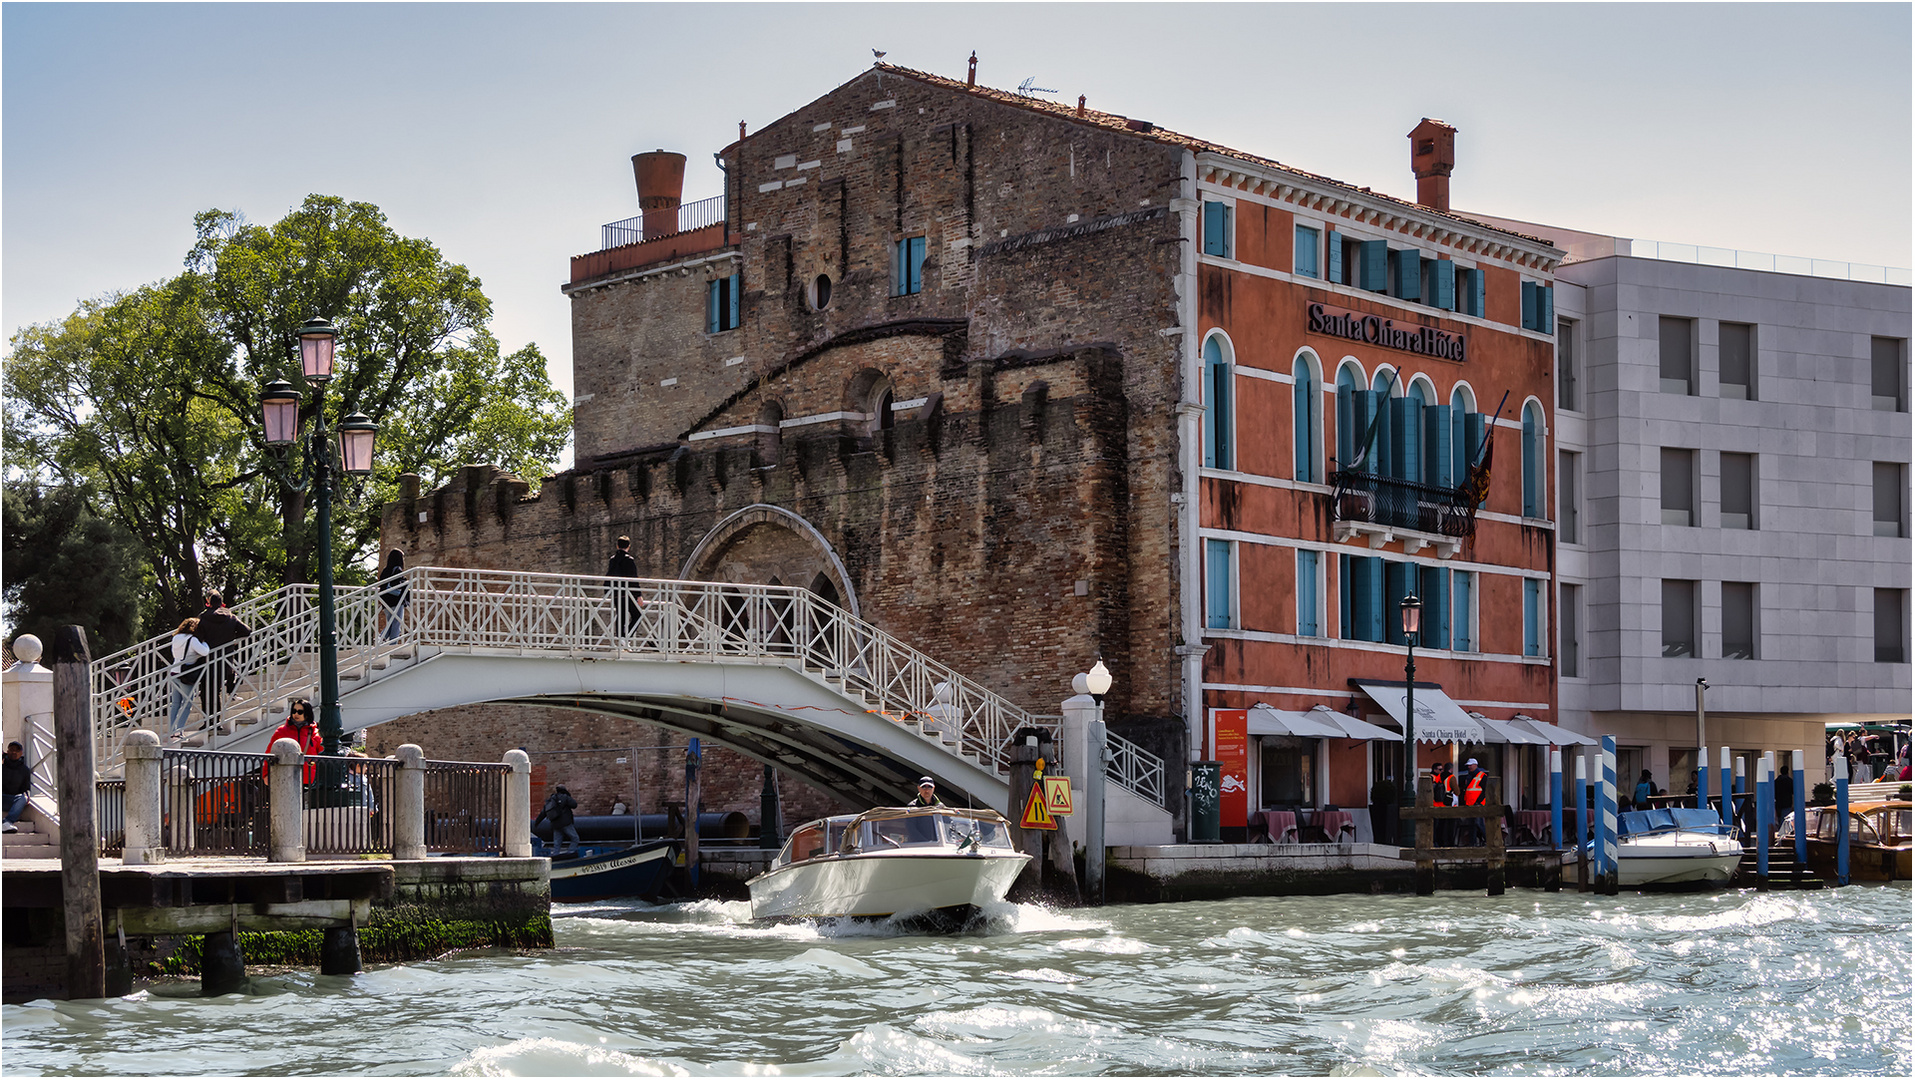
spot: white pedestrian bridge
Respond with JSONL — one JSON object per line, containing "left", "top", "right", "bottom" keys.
{"left": 91, "top": 567, "right": 1168, "bottom": 824}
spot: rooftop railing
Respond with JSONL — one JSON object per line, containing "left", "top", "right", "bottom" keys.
{"left": 600, "top": 194, "right": 727, "bottom": 250}
{"left": 1624, "top": 239, "right": 1910, "bottom": 286}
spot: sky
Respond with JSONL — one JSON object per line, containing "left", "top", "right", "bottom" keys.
{"left": 5, "top": 1, "right": 1910, "bottom": 457}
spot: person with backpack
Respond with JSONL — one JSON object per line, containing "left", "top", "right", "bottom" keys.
{"left": 537, "top": 785, "right": 580, "bottom": 855}
{"left": 166, "top": 616, "right": 211, "bottom": 740}
{"left": 378, "top": 549, "right": 409, "bottom": 642}
{"left": 606, "top": 535, "right": 641, "bottom": 638}
{"left": 194, "top": 591, "right": 253, "bottom": 716}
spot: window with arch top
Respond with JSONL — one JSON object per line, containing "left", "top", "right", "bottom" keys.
{"left": 1292, "top": 353, "right": 1321, "bottom": 482}
{"left": 1521, "top": 401, "right": 1545, "bottom": 518}
{"left": 1203, "top": 334, "right": 1233, "bottom": 470}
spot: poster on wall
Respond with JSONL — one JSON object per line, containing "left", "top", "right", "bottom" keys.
{"left": 1212, "top": 708, "right": 1249, "bottom": 829}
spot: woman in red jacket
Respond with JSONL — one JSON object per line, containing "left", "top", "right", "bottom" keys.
{"left": 263, "top": 701, "right": 324, "bottom": 785}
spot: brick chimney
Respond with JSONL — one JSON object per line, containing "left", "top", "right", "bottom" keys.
{"left": 631, "top": 150, "right": 687, "bottom": 241}
{"left": 1408, "top": 119, "right": 1456, "bottom": 213}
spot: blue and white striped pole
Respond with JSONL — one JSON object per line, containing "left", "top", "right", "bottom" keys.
{"left": 1575, "top": 753, "right": 1589, "bottom": 847}
{"left": 1834, "top": 754, "right": 1850, "bottom": 886}
{"left": 1550, "top": 748, "right": 1564, "bottom": 850}
{"left": 1755, "top": 752, "right": 1772, "bottom": 884}
{"left": 1697, "top": 744, "right": 1710, "bottom": 811}
{"left": 1792, "top": 749, "right": 1807, "bottom": 870}
{"left": 1598, "top": 735, "right": 1619, "bottom": 893}
{"left": 1733, "top": 757, "right": 1746, "bottom": 836}
{"left": 1719, "top": 747, "right": 1733, "bottom": 831}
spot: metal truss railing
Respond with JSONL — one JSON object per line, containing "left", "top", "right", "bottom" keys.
{"left": 90, "top": 567, "right": 1168, "bottom": 805}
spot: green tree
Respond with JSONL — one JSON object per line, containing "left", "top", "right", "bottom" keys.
{"left": 4, "top": 194, "right": 571, "bottom": 633}
{"left": 2, "top": 481, "right": 151, "bottom": 653}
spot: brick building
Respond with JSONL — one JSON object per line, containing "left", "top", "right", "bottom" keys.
{"left": 378, "top": 63, "right": 1565, "bottom": 838}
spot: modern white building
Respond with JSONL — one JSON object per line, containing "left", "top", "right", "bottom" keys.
{"left": 1470, "top": 218, "right": 1911, "bottom": 792}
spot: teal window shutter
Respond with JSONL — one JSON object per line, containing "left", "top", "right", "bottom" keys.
{"left": 1431, "top": 259, "right": 1456, "bottom": 311}
{"left": 1294, "top": 225, "right": 1319, "bottom": 278}
{"left": 1293, "top": 362, "right": 1316, "bottom": 481}
{"left": 1204, "top": 202, "right": 1228, "bottom": 256}
{"left": 1203, "top": 337, "right": 1231, "bottom": 469}
{"left": 909, "top": 237, "right": 926, "bottom": 293}
{"left": 895, "top": 239, "right": 908, "bottom": 295}
{"left": 728, "top": 274, "right": 742, "bottom": 329}
{"left": 1522, "top": 403, "right": 1541, "bottom": 517}
{"left": 707, "top": 280, "right": 720, "bottom": 333}
{"left": 1389, "top": 398, "right": 1421, "bottom": 482}
{"left": 1451, "top": 570, "right": 1473, "bottom": 651}
{"left": 1360, "top": 240, "right": 1388, "bottom": 292}
{"left": 1326, "top": 229, "right": 1343, "bottom": 284}
{"left": 1469, "top": 268, "right": 1485, "bottom": 317}
{"left": 1394, "top": 249, "right": 1422, "bottom": 301}
{"left": 1384, "top": 561, "right": 1413, "bottom": 645}
{"left": 1206, "top": 539, "right": 1233, "bottom": 628}
{"left": 1353, "top": 556, "right": 1383, "bottom": 641}
{"left": 1523, "top": 579, "right": 1542, "bottom": 657}
{"left": 1420, "top": 564, "right": 1450, "bottom": 650}
{"left": 1350, "top": 390, "right": 1381, "bottom": 471}
{"left": 1339, "top": 555, "right": 1353, "bottom": 639}
{"left": 1422, "top": 404, "right": 1454, "bottom": 488}
{"left": 1521, "top": 281, "right": 1539, "bottom": 330}
{"left": 1540, "top": 284, "right": 1554, "bottom": 328}
{"left": 1297, "top": 549, "right": 1320, "bottom": 636}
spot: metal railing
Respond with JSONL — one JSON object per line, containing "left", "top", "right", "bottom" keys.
{"left": 97, "top": 780, "right": 125, "bottom": 855}
{"left": 165, "top": 749, "right": 273, "bottom": 856}
{"left": 1330, "top": 470, "right": 1479, "bottom": 538}
{"left": 90, "top": 566, "right": 1169, "bottom": 806}
{"left": 424, "top": 759, "right": 507, "bottom": 854}
{"left": 1108, "top": 731, "right": 1166, "bottom": 806}
{"left": 307, "top": 755, "right": 396, "bottom": 856}
{"left": 600, "top": 194, "right": 727, "bottom": 250}
{"left": 1624, "top": 239, "right": 1911, "bottom": 286}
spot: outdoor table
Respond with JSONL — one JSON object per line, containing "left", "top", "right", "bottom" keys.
{"left": 1317, "top": 810, "right": 1355, "bottom": 841}
{"left": 1264, "top": 810, "right": 1298, "bottom": 844}
{"left": 1517, "top": 810, "right": 1554, "bottom": 844}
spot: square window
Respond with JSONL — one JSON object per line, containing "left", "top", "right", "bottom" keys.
{"left": 706, "top": 274, "right": 742, "bottom": 332}
{"left": 1450, "top": 570, "right": 1474, "bottom": 652}
{"left": 1557, "top": 318, "right": 1579, "bottom": 411}
{"left": 1720, "top": 322, "right": 1755, "bottom": 400}
{"left": 1875, "top": 588, "right": 1906, "bottom": 663}
{"left": 1294, "top": 225, "right": 1319, "bottom": 278}
{"left": 1558, "top": 450, "right": 1581, "bottom": 543}
{"left": 1203, "top": 202, "right": 1232, "bottom": 258}
{"left": 1662, "top": 579, "right": 1697, "bottom": 658}
{"left": 1660, "top": 316, "right": 1695, "bottom": 395}
{"left": 1559, "top": 583, "right": 1581, "bottom": 676}
{"left": 1873, "top": 462, "right": 1905, "bottom": 537}
{"left": 1523, "top": 578, "right": 1545, "bottom": 658}
{"left": 1661, "top": 447, "right": 1696, "bottom": 527}
{"left": 1205, "top": 539, "right": 1234, "bottom": 629}
{"left": 1296, "top": 549, "right": 1321, "bottom": 637}
{"left": 1722, "top": 582, "right": 1757, "bottom": 660}
{"left": 893, "top": 236, "right": 926, "bottom": 296}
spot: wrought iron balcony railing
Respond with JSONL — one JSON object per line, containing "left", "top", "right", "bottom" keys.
{"left": 1330, "top": 469, "right": 1481, "bottom": 539}
{"left": 600, "top": 194, "right": 727, "bottom": 250}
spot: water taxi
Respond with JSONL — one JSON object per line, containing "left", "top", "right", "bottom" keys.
{"left": 1777, "top": 801, "right": 1912, "bottom": 882}
{"left": 747, "top": 805, "right": 1030, "bottom": 926}
{"left": 1568, "top": 806, "right": 1743, "bottom": 886}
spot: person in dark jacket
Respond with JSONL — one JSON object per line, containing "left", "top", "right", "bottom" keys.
{"left": 3, "top": 742, "right": 32, "bottom": 832}
{"left": 194, "top": 591, "right": 253, "bottom": 715}
{"left": 378, "top": 549, "right": 408, "bottom": 642}
{"left": 909, "top": 777, "right": 943, "bottom": 807}
{"left": 606, "top": 536, "right": 641, "bottom": 637}
{"left": 539, "top": 785, "right": 580, "bottom": 854}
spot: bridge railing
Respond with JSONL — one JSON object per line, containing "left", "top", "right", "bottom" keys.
{"left": 91, "top": 566, "right": 1168, "bottom": 802}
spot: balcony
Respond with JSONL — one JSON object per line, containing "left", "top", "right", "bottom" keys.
{"left": 570, "top": 194, "right": 730, "bottom": 286}
{"left": 1329, "top": 469, "right": 1476, "bottom": 557}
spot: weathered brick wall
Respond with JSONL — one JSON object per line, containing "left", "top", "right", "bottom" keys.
{"left": 380, "top": 69, "right": 1197, "bottom": 814}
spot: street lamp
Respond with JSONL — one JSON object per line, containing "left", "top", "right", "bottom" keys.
{"left": 1398, "top": 594, "right": 1423, "bottom": 843}
{"left": 260, "top": 316, "right": 379, "bottom": 784}
{"left": 1078, "top": 659, "right": 1115, "bottom": 904}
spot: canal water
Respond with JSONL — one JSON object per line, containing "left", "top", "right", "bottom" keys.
{"left": 4, "top": 885, "right": 1908, "bottom": 1076}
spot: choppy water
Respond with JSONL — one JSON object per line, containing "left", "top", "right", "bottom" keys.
{"left": 3, "top": 885, "right": 1909, "bottom": 1076}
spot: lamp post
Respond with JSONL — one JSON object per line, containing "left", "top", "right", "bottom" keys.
{"left": 1398, "top": 594, "right": 1423, "bottom": 844}
{"left": 260, "top": 317, "right": 378, "bottom": 781}
{"left": 1081, "top": 660, "right": 1113, "bottom": 904}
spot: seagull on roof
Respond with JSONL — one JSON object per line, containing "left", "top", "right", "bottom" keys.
{"left": 872, "top": 49, "right": 887, "bottom": 59}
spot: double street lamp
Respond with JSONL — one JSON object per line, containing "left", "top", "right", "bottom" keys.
{"left": 260, "top": 317, "right": 378, "bottom": 771}
{"left": 1397, "top": 594, "right": 1423, "bottom": 842}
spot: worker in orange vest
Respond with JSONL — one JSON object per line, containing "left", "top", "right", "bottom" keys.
{"left": 1431, "top": 762, "right": 1456, "bottom": 846}
{"left": 1459, "top": 758, "right": 1487, "bottom": 846}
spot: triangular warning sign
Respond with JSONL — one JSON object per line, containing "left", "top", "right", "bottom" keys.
{"left": 1020, "top": 781, "right": 1057, "bottom": 830}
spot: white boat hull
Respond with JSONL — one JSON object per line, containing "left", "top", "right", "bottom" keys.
{"left": 1567, "top": 831, "right": 1743, "bottom": 886}
{"left": 748, "top": 850, "right": 1030, "bottom": 921}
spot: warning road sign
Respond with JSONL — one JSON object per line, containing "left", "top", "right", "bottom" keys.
{"left": 1019, "top": 781, "right": 1057, "bottom": 830}
{"left": 1043, "top": 775, "right": 1073, "bottom": 815}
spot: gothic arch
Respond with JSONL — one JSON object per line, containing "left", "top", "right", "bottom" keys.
{"left": 679, "top": 504, "right": 861, "bottom": 618}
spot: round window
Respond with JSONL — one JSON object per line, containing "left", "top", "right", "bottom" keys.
{"left": 809, "top": 273, "right": 832, "bottom": 311}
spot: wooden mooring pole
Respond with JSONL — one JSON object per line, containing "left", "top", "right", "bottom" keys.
{"left": 1400, "top": 774, "right": 1507, "bottom": 897}
{"left": 52, "top": 626, "right": 105, "bottom": 1000}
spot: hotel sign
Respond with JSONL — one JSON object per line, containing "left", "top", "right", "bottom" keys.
{"left": 1308, "top": 303, "right": 1468, "bottom": 363}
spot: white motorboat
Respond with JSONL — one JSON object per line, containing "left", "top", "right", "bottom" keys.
{"left": 748, "top": 805, "right": 1031, "bottom": 926}
{"left": 1567, "top": 806, "right": 1743, "bottom": 886}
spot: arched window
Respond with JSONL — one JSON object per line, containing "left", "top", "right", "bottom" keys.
{"left": 1292, "top": 352, "right": 1321, "bottom": 482}
{"left": 1203, "top": 333, "right": 1233, "bottom": 470}
{"left": 1522, "top": 400, "right": 1545, "bottom": 518}
{"left": 1335, "top": 361, "right": 1364, "bottom": 471}
{"left": 1370, "top": 368, "right": 1399, "bottom": 477}
{"left": 1450, "top": 384, "right": 1478, "bottom": 487}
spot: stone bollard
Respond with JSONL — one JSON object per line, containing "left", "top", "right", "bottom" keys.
{"left": 503, "top": 749, "right": 532, "bottom": 857}
{"left": 269, "top": 738, "right": 306, "bottom": 863}
{"left": 121, "top": 730, "right": 165, "bottom": 866}
{"left": 394, "top": 744, "right": 426, "bottom": 860}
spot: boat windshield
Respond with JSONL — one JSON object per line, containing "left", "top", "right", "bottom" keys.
{"left": 1883, "top": 808, "right": 1912, "bottom": 842}
{"left": 941, "top": 814, "right": 1013, "bottom": 852}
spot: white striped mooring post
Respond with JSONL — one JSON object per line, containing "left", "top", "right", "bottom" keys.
{"left": 1755, "top": 752, "right": 1773, "bottom": 886}
{"left": 1597, "top": 735, "right": 1618, "bottom": 895}
{"left": 1718, "top": 747, "right": 1733, "bottom": 831}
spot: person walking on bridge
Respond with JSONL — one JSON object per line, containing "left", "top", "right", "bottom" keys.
{"left": 194, "top": 591, "right": 253, "bottom": 717}
{"left": 606, "top": 535, "right": 642, "bottom": 638}
{"left": 3, "top": 742, "right": 32, "bottom": 833}
{"left": 378, "top": 549, "right": 409, "bottom": 642}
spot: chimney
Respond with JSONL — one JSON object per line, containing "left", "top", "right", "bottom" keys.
{"left": 1076, "top": 95, "right": 1086, "bottom": 118}
{"left": 631, "top": 150, "right": 687, "bottom": 241}
{"left": 1408, "top": 118, "right": 1456, "bottom": 212}
{"left": 967, "top": 51, "right": 977, "bottom": 87}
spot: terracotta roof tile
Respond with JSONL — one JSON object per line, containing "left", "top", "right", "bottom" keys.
{"left": 870, "top": 63, "right": 1557, "bottom": 252}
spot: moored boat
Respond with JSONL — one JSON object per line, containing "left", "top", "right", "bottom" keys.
{"left": 542, "top": 837, "right": 679, "bottom": 902}
{"left": 1778, "top": 801, "right": 1912, "bottom": 882}
{"left": 747, "top": 805, "right": 1030, "bottom": 926}
{"left": 1567, "top": 806, "right": 1743, "bottom": 886}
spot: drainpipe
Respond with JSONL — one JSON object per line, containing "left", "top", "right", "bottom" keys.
{"left": 1174, "top": 149, "right": 1206, "bottom": 788}
{"left": 713, "top": 151, "right": 731, "bottom": 247}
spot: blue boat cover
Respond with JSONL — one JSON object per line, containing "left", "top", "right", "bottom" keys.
{"left": 1618, "top": 807, "right": 1731, "bottom": 837}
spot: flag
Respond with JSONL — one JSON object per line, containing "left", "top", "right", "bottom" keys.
{"left": 1458, "top": 428, "right": 1494, "bottom": 507}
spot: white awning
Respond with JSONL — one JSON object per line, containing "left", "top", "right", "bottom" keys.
{"left": 1471, "top": 713, "right": 1551, "bottom": 745}
{"left": 1247, "top": 705, "right": 1348, "bottom": 738}
{"left": 1308, "top": 704, "right": 1404, "bottom": 742}
{"left": 1354, "top": 682, "right": 1487, "bottom": 744}
{"left": 1511, "top": 716, "right": 1599, "bottom": 746}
